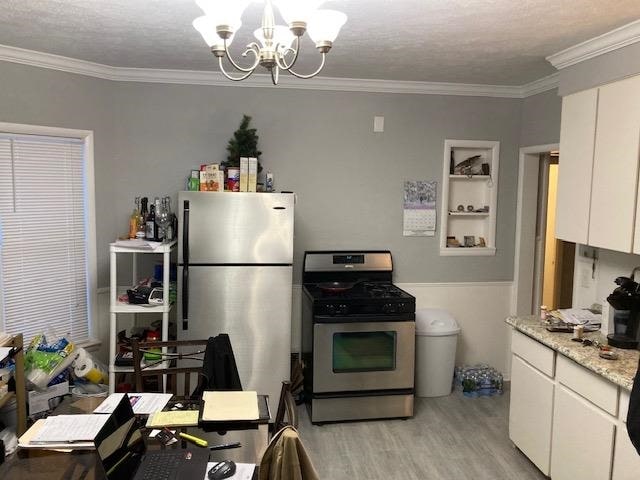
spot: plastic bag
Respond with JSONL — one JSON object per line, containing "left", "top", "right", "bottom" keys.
{"left": 24, "top": 334, "right": 77, "bottom": 390}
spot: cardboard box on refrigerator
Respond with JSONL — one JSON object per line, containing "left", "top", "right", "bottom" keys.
{"left": 239, "top": 157, "right": 249, "bottom": 192}
{"left": 248, "top": 157, "right": 257, "bottom": 192}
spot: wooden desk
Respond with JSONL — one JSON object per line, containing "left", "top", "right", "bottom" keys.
{"left": 0, "top": 393, "right": 268, "bottom": 479}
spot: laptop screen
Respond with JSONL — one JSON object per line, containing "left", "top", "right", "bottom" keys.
{"left": 94, "top": 394, "right": 146, "bottom": 480}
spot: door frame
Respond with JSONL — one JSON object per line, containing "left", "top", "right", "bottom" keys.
{"left": 512, "top": 143, "right": 559, "bottom": 316}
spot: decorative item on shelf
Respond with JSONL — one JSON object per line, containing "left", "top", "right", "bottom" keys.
{"left": 192, "top": 0, "right": 347, "bottom": 85}
{"left": 457, "top": 204, "right": 465, "bottom": 212}
{"left": 464, "top": 236, "right": 476, "bottom": 247}
{"left": 453, "top": 155, "right": 482, "bottom": 176}
{"left": 481, "top": 163, "right": 490, "bottom": 175}
{"left": 446, "top": 236, "right": 460, "bottom": 248}
{"left": 466, "top": 205, "right": 474, "bottom": 212}
{"left": 478, "top": 237, "right": 486, "bottom": 247}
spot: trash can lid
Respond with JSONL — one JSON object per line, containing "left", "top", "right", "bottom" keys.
{"left": 415, "top": 308, "right": 460, "bottom": 336}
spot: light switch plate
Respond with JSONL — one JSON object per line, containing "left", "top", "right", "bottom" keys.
{"left": 373, "top": 116, "right": 384, "bottom": 132}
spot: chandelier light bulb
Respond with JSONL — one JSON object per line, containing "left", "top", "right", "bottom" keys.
{"left": 307, "top": 10, "right": 347, "bottom": 44}
{"left": 275, "top": 0, "right": 325, "bottom": 26}
{"left": 195, "top": 0, "right": 250, "bottom": 31}
{"left": 193, "top": 16, "right": 237, "bottom": 48}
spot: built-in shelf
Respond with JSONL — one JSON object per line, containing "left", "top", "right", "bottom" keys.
{"left": 449, "top": 175, "right": 491, "bottom": 180}
{"left": 440, "top": 139, "right": 499, "bottom": 256}
{"left": 448, "top": 212, "right": 490, "bottom": 217}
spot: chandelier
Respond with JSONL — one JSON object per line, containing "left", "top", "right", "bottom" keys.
{"left": 193, "top": 0, "right": 347, "bottom": 85}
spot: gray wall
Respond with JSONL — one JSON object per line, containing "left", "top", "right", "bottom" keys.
{"left": 1, "top": 61, "right": 526, "bottom": 286}
{"left": 520, "top": 88, "right": 561, "bottom": 147}
{"left": 558, "top": 42, "right": 640, "bottom": 96}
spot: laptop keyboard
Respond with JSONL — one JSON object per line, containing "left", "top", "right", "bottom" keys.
{"left": 139, "top": 451, "right": 184, "bottom": 480}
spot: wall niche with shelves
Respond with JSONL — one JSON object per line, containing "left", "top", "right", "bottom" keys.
{"left": 440, "top": 139, "right": 499, "bottom": 256}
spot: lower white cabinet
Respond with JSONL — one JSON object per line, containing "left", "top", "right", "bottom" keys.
{"left": 509, "top": 328, "right": 640, "bottom": 480}
{"left": 509, "top": 355, "right": 554, "bottom": 475}
{"left": 612, "top": 423, "right": 640, "bottom": 480}
{"left": 550, "top": 384, "right": 616, "bottom": 480}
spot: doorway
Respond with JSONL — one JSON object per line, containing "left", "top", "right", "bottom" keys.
{"left": 512, "top": 144, "right": 575, "bottom": 316}
{"left": 532, "top": 153, "right": 575, "bottom": 312}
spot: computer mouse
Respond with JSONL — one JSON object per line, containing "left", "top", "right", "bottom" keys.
{"left": 208, "top": 460, "right": 236, "bottom": 480}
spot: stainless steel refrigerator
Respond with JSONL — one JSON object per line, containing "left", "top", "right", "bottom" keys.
{"left": 177, "top": 191, "right": 294, "bottom": 414}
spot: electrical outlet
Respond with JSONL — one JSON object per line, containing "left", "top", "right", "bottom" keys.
{"left": 373, "top": 116, "right": 384, "bottom": 132}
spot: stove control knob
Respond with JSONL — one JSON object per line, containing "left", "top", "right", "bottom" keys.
{"left": 325, "top": 304, "right": 336, "bottom": 316}
{"left": 337, "top": 304, "right": 349, "bottom": 315}
{"left": 383, "top": 303, "right": 397, "bottom": 314}
{"left": 397, "top": 303, "right": 406, "bottom": 312}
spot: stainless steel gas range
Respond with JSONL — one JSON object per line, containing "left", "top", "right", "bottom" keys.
{"left": 301, "top": 251, "right": 416, "bottom": 424}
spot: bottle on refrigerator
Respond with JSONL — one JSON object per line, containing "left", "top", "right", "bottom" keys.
{"left": 129, "top": 197, "right": 140, "bottom": 239}
{"left": 146, "top": 204, "right": 156, "bottom": 240}
{"left": 137, "top": 197, "right": 148, "bottom": 239}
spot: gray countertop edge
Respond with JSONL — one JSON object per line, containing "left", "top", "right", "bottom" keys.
{"left": 506, "top": 315, "right": 639, "bottom": 391}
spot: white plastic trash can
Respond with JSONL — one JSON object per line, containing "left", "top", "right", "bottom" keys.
{"left": 415, "top": 308, "right": 461, "bottom": 397}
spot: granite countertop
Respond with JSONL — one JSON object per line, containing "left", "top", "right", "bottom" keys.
{"left": 506, "top": 315, "right": 640, "bottom": 391}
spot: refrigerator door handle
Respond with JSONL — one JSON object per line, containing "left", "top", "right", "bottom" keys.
{"left": 182, "top": 200, "right": 190, "bottom": 330}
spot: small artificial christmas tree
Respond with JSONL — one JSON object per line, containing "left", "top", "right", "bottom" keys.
{"left": 222, "top": 115, "right": 263, "bottom": 172}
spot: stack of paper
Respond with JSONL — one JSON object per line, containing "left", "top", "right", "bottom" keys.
{"left": 554, "top": 308, "right": 602, "bottom": 326}
{"left": 201, "top": 391, "right": 259, "bottom": 421}
{"left": 29, "top": 414, "right": 110, "bottom": 445}
{"left": 146, "top": 410, "right": 199, "bottom": 428}
{"left": 93, "top": 393, "right": 172, "bottom": 415}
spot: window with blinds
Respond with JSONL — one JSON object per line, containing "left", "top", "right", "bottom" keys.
{"left": 0, "top": 134, "right": 91, "bottom": 343}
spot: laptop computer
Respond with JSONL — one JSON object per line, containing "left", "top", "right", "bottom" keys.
{"left": 94, "top": 394, "right": 210, "bottom": 480}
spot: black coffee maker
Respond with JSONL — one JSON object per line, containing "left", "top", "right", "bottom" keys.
{"left": 606, "top": 272, "right": 640, "bottom": 349}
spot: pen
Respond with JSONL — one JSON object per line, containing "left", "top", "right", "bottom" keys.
{"left": 179, "top": 432, "right": 208, "bottom": 448}
{"left": 209, "top": 441, "right": 241, "bottom": 451}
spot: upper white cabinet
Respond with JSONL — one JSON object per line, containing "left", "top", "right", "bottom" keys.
{"left": 556, "top": 89, "right": 598, "bottom": 244}
{"left": 589, "top": 75, "right": 640, "bottom": 252}
{"left": 439, "top": 139, "right": 499, "bottom": 256}
{"left": 556, "top": 74, "right": 640, "bottom": 253}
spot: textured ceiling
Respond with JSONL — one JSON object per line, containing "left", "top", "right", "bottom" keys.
{"left": 1, "top": 0, "right": 640, "bottom": 85}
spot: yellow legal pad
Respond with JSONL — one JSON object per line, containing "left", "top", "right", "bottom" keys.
{"left": 145, "top": 409, "right": 199, "bottom": 428}
{"left": 201, "top": 391, "right": 259, "bottom": 421}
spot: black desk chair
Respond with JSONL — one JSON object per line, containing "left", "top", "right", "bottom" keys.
{"left": 131, "top": 338, "right": 209, "bottom": 399}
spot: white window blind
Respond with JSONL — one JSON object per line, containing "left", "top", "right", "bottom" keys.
{"left": 0, "top": 134, "right": 90, "bottom": 343}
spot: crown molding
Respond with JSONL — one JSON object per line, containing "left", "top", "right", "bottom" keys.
{"left": 0, "top": 43, "right": 556, "bottom": 98}
{"left": 520, "top": 72, "right": 560, "bottom": 97}
{"left": 547, "top": 19, "right": 640, "bottom": 70}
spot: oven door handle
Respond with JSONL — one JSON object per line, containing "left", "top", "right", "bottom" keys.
{"left": 313, "top": 314, "right": 415, "bottom": 324}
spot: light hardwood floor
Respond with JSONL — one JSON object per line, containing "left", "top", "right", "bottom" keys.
{"left": 297, "top": 387, "right": 547, "bottom": 480}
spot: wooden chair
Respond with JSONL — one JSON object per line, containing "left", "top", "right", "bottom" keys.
{"left": 130, "top": 339, "right": 209, "bottom": 399}
{"left": 272, "top": 381, "right": 298, "bottom": 434}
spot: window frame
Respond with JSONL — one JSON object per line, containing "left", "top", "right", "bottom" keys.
{"left": 0, "top": 122, "right": 97, "bottom": 347}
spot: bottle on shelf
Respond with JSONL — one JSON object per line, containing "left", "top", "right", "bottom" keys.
{"left": 146, "top": 204, "right": 156, "bottom": 241}
{"left": 153, "top": 197, "right": 163, "bottom": 241}
{"left": 137, "top": 197, "right": 148, "bottom": 239}
{"left": 129, "top": 197, "right": 140, "bottom": 239}
{"left": 164, "top": 196, "right": 175, "bottom": 241}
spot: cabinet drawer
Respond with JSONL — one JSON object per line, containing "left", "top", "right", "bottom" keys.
{"left": 556, "top": 355, "right": 618, "bottom": 415}
{"left": 511, "top": 330, "right": 555, "bottom": 377}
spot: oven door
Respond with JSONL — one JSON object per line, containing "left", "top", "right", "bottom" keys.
{"left": 312, "top": 319, "right": 415, "bottom": 393}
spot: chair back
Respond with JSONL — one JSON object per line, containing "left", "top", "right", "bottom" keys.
{"left": 273, "top": 381, "right": 298, "bottom": 433}
{"left": 130, "top": 339, "right": 209, "bottom": 399}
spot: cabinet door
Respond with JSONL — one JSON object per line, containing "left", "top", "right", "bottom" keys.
{"left": 556, "top": 88, "right": 598, "bottom": 244}
{"left": 589, "top": 75, "right": 640, "bottom": 252}
{"left": 550, "top": 385, "right": 615, "bottom": 480}
{"left": 612, "top": 423, "right": 640, "bottom": 480}
{"left": 509, "top": 355, "right": 554, "bottom": 475}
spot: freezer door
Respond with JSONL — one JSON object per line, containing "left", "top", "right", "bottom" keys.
{"left": 178, "top": 191, "right": 294, "bottom": 265}
{"left": 177, "top": 265, "right": 292, "bottom": 416}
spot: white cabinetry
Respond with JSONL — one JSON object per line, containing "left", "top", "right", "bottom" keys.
{"left": 108, "top": 240, "right": 176, "bottom": 392}
{"left": 440, "top": 140, "right": 499, "bottom": 256}
{"left": 550, "top": 384, "right": 616, "bottom": 480}
{"left": 556, "top": 74, "right": 640, "bottom": 252}
{"left": 509, "top": 328, "right": 640, "bottom": 480}
{"left": 556, "top": 89, "right": 598, "bottom": 244}
{"left": 509, "top": 355, "right": 554, "bottom": 475}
